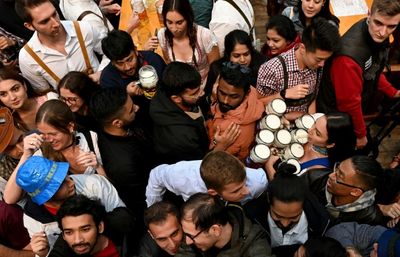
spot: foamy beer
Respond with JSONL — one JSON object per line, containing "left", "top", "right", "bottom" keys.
{"left": 249, "top": 144, "right": 271, "bottom": 163}
{"left": 256, "top": 129, "right": 275, "bottom": 145}
{"left": 259, "top": 114, "right": 281, "bottom": 131}
{"left": 295, "top": 114, "right": 315, "bottom": 131}
{"left": 273, "top": 129, "right": 291, "bottom": 148}
{"left": 139, "top": 65, "right": 158, "bottom": 99}
{"left": 283, "top": 143, "right": 305, "bottom": 160}
{"left": 265, "top": 98, "right": 286, "bottom": 116}
{"left": 291, "top": 128, "right": 308, "bottom": 144}
{"left": 286, "top": 158, "right": 301, "bottom": 174}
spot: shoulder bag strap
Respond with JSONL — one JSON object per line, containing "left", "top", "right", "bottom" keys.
{"left": 277, "top": 55, "right": 289, "bottom": 90}
{"left": 23, "top": 44, "right": 60, "bottom": 83}
{"left": 77, "top": 10, "right": 110, "bottom": 32}
{"left": 73, "top": 21, "right": 94, "bottom": 75}
{"left": 223, "top": 0, "right": 253, "bottom": 32}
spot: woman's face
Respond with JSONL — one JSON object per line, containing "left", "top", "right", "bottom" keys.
{"left": 266, "top": 28, "right": 289, "bottom": 56}
{"left": 229, "top": 43, "right": 251, "bottom": 66}
{"left": 0, "top": 79, "right": 28, "bottom": 110}
{"left": 307, "top": 115, "right": 329, "bottom": 147}
{"left": 59, "top": 88, "right": 84, "bottom": 113}
{"left": 166, "top": 11, "right": 187, "bottom": 38}
{"left": 301, "top": 0, "right": 325, "bottom": 19}
{"left": 37, "top": 122, "right": 73, "bottom": 151}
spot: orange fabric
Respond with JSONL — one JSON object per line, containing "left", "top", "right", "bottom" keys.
{"left": 207, "top": 87, "right": 265, "bottom": 161}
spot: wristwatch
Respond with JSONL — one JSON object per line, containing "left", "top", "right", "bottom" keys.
{"left": 280, "top": 89, "right": 286, "bottom": 99}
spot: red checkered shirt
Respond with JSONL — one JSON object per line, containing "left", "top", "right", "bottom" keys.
{"left": 256, "top": 47, "right": 322, "bottom": 113}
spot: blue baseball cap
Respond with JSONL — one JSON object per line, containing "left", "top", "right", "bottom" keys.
{"left": 16, "top": 156, "right": 69, "bottom": 205}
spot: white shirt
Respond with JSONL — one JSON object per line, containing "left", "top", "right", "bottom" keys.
{"left": 59, "top": 0, "right": 113, "bottom": 34}
{"left": 145, "top": 160, "right": 267, "bottom": 207}
{"left": 268, "top": 211, "right": 308, "bottom": 248}
{"left": 209, "top": 0, "right": 255, "bottom": 56}
{"left": 19, "top": 20, "right": 110, "bottom": 91}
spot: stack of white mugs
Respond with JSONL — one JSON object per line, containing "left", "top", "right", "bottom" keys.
{"left": 249, "top": 99, "right": 316, "bottom": 172}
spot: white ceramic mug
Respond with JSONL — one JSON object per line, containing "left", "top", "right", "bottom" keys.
{"left": 295, "top": 114, "right": 315, "bottom": 131}
{"left": 265, "top": 98, "right": 286, "bottom": 116}
{"left": 139, "top": 65, "right": 158, "bottom": 99}
{"left": 255, "top": 129, "right": 275, "bottom": 145}
{"left": 249, "top": 144, "right": 271, "bottom": 163}
{"left": 291, "top": 128, "right": 308, "bottom": 144}
{"left": 259, "top": 114, "right": 281, "bottom": 131}
{"left": 273, "top": 129, "right": 291, "bottom": 148}
{"left": 283, "top": 143, "right": 305, "bottom": 160}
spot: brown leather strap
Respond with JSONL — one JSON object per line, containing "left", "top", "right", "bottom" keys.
{"left": 23, "top": 44, "right": 60, "bottom": 83}
{"left": 73, "top": 21, "right": 93, "bottom": 74}
{"left": 77, "top": 10, "right": 109, "bottom": 32}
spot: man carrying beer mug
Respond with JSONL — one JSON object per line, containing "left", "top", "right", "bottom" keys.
{"left": 100, "top": 30, "right": 166, "bottom": 97}
{"left": 256, "top": 18, "right": 340, "bottom": 121}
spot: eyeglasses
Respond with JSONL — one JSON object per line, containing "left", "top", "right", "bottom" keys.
{"left": 333, "top": 162, "right": 365, "bottom": 192}
{"left": 222, "top": 61, "right": 252, "bottom": 74}
{"left": 184, "top": 229, "right": 205, "bottom": 242}
{"left": 60, "top": 96, "right": 79, "bottom": 104}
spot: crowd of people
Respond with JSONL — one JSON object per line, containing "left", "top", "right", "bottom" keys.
{"left": 0, "top": 0, "right": 400, "bottom": 256}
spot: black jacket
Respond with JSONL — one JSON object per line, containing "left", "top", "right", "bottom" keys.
{"left": 302, "top": 168, "right": 388, "bottom": 226}
{"left": 149, "top": 89, "right": 209, "bottom": 164}
{"left": 254, "top": 192, "right": 331, "bottom": 257}
{"left": 176, "top": 205, "right": 272, "bottom": 257}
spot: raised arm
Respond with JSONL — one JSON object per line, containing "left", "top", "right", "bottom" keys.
{"left": 3, "top": 133, "right": 43, "bottom": 204}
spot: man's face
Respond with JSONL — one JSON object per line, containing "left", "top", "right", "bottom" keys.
{"left": 269, "top": 199, "right": 303, "bottom": 232}
{"left": 300, "top": 45, "right": 332, "bottom": 70}
{"left": 327, "top": 159, "right": 364, "bottom": 198}
{"left": 217, "top": 78, "right": 247, "bottom": 113}
{"left": 117, "top": 96, "right": 139, "bottom": 128}
{"left": 3, "top": 126, "right": 24, "bottom": 159}
{"left": 181, "top": 216, "right": 216, "bottom": 252}
{"left": 112, "top": 50, "right": 138, "bottom": 78}
{"left": 218, "top": 181, "right": 249, "bottom": 203}
{"left": 368, "top": 11, "right": 400, "bottom": 43}
{"left": 51, "top": 176, "right": 76, "bottom": 202}
{"left": 148, "top": 214, "right": 183, "bottom": 255}
{"left": 61, "top": 214, "right": 103, "bottom": 255}
{"left": 24, "top": 2, "right": 61, "bottom": 38}
{"left": 178, "top": 86, "right": 204, "bottom": 108}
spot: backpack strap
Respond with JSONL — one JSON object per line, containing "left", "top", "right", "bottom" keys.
{"left": 77, "top": 10, "right": 110, "bottom": 32}
{"left": 223, "top": 0, "right": 254, "bottom": 39}
{"left": 277, "top": 55, "right": 315, "bottom": 107}
{"left": 23, "top": 44, "right": 61, "bottom": 83}
{"left": 73, "top": 21, "right": 94, "bottom": 75}
{"left": 277, "top": 55, "right": 288, "bottom": 90}
{"left": 81, "top": 129, "right": 95, "bottom": 152}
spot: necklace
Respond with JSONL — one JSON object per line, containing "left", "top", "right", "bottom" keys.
{"left": 311, "top": 144, "right": 328, "bottom": 156}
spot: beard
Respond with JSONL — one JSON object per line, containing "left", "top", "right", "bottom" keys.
{"left": 181, "top": 97, "right": 201, "bottom": 110}
{"left": 218, "top": 102, "right": 235, "bottom": 113}
{"left": 71, "top": 242, "right": 94, "bottom": 256}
